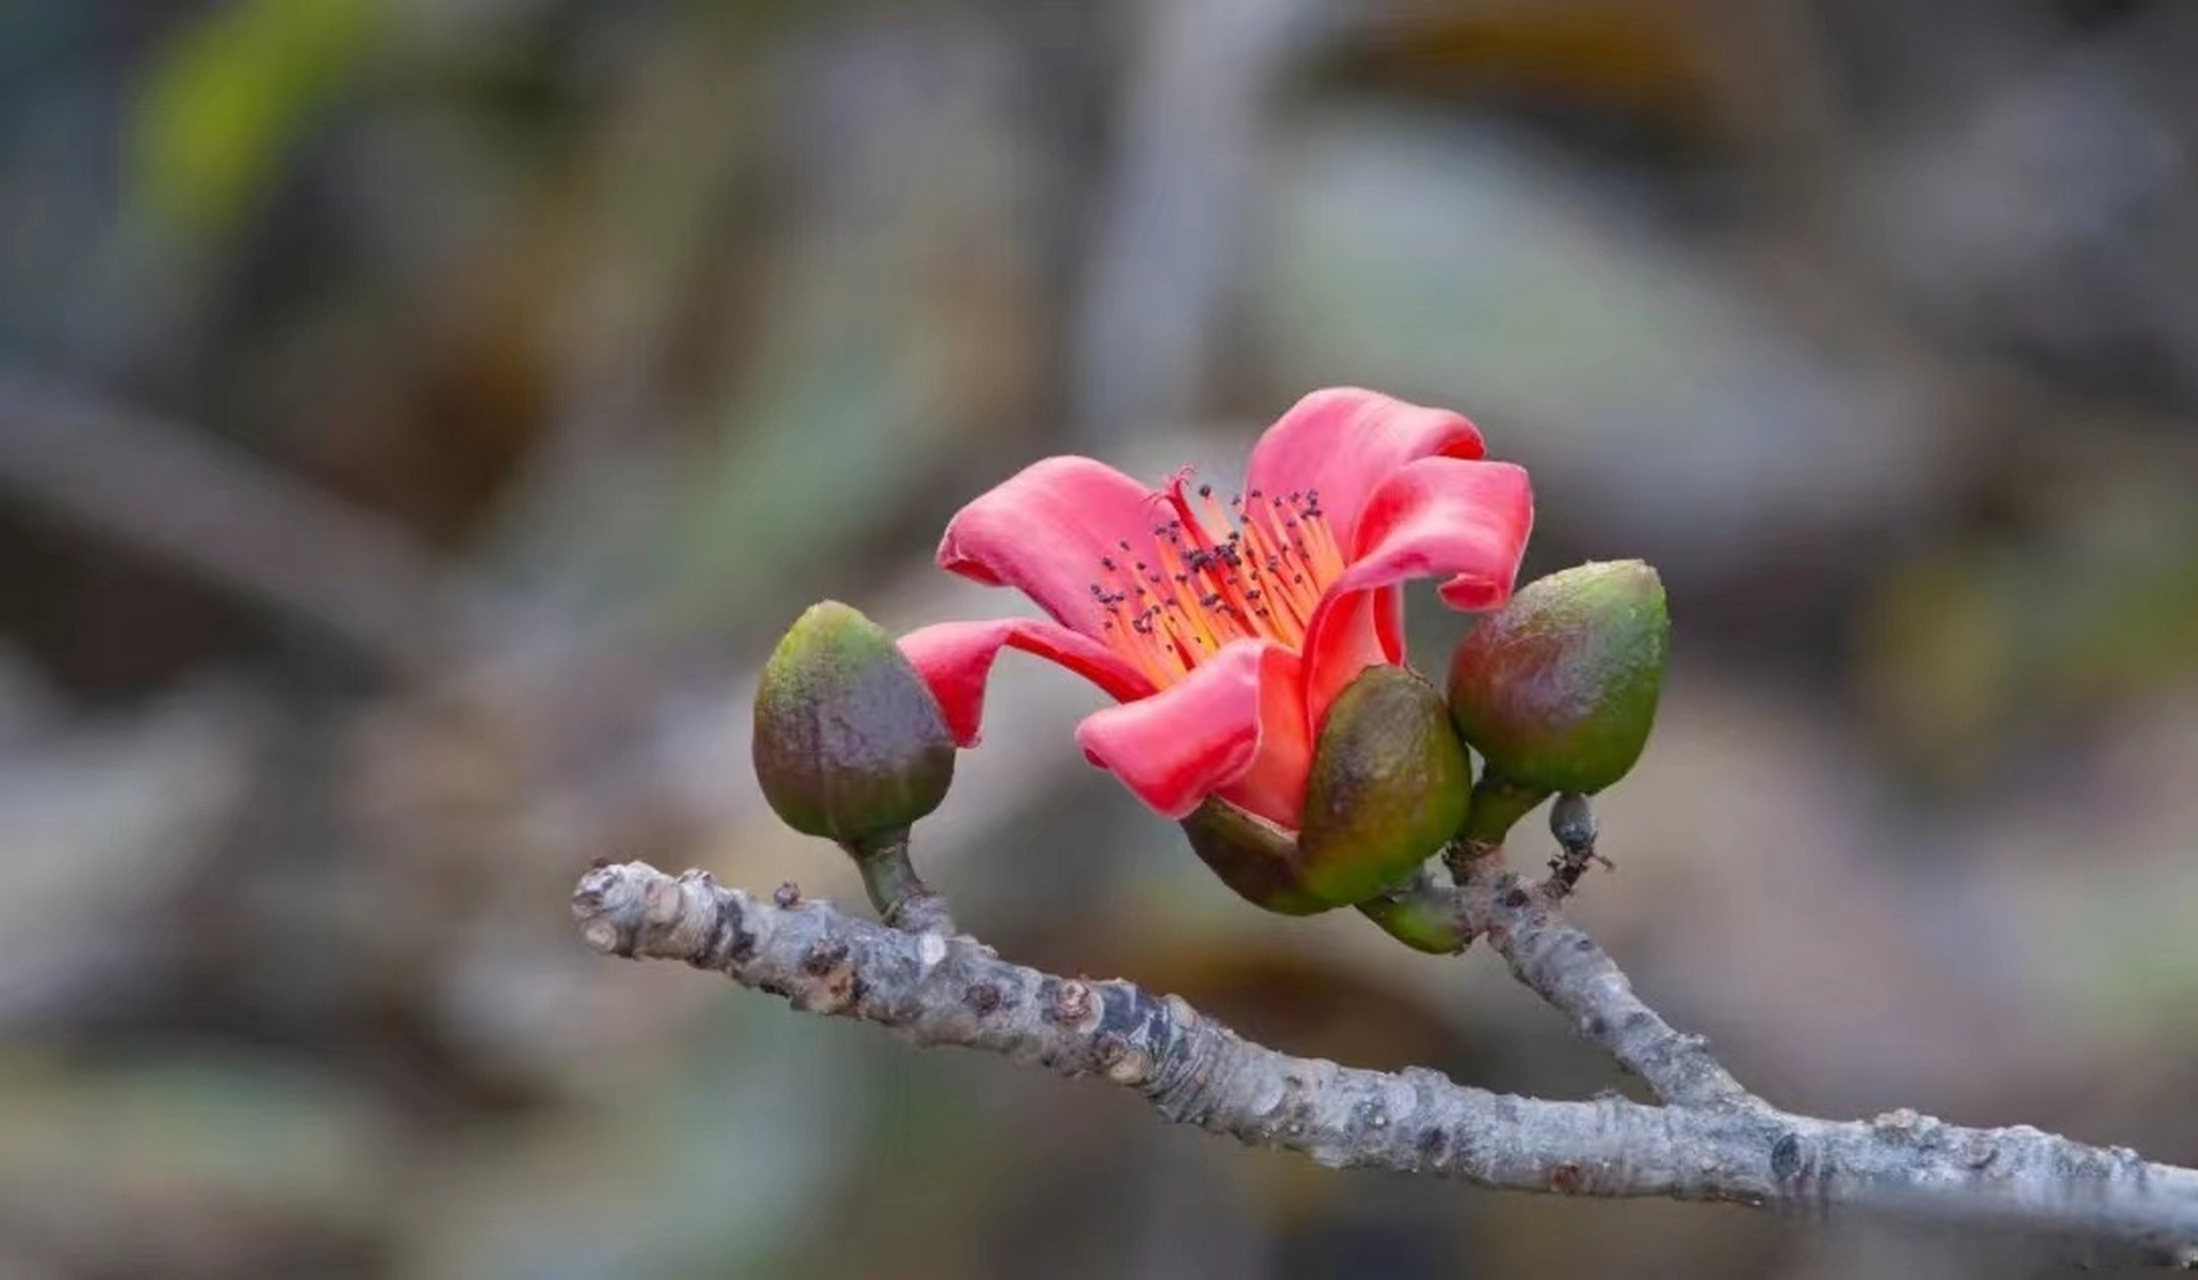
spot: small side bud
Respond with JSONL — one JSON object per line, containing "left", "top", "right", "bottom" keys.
{"left": 1448, "top": 560, "right": 1669, "bottom": 796}
{"left": 1295, "top": 665, "right": 1472, "bottom": 908}
{"left": 1545, "top": 791, "right": 1606, "bottom": 895}
{"left": 753, "top": 601, "right": 956, "bottom": 846}
{"left": 1180, "top": 799, "right": 1330, "bottom": 916}
{"left": 1550, "top": 792, "right": 1597, "bottom": 853}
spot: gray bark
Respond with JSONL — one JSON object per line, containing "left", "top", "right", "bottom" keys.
{"left": 573, "top": 860, "right": 2198, "bottom": 1268}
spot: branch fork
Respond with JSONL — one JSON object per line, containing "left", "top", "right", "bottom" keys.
{"left": 571, "top": 848, "right": 2198, "bottom": 1268}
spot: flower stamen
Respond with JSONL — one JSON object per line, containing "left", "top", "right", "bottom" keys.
{"left": 1087, "top": 472, "right": 1347, "bottom": 686}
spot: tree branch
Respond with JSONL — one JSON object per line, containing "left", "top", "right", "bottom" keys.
{"left": 1455, "top": 866, "right": 1749, "bottom": 1110}
{"left": 573, "top": 860, "right": 2198, "bottom": 1268}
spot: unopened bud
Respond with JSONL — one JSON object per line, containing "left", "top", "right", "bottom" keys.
{"left": 1447, "top": 560, "right": 1669, "bottom": 796}
{"left": 753, "top": 601, "right": 956, "bottom": 847}
{"left": 1295, "top": 665, "right": 1472, "bottom": 907}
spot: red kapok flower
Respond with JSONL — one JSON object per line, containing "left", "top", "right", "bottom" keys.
{"left": 898, "top": 387, "right": 1533, "bottom": 831}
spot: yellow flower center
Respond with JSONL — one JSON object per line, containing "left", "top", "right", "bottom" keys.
{"left": 1089, "top": 476, "right": 1347, "bottom": 686}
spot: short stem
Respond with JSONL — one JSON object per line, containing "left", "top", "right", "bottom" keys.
{"left": 847, "top": 831, "right": 957, "bottom": 935}
{"left": 1356, "top": 869, "right": 1472, "bottom": 954}
{"left": 1446, "top": 770, "right": 1550, "bottom": 877}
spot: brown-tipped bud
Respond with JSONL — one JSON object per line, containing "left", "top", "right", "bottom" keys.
{"left": 753, "top": 601, "right": 956, "bottom": 847}
{"left": 1295, "top": 665, "right": 1472, "bottom": 908}
{"left": 1180, "top": 799, "right": 1331, "bottom": 916}
{"left": 1447, "top": 560, "right": 1669, "bottom": 796}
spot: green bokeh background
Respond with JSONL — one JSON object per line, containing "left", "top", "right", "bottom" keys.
{"left": 3, "top": 2, "right": 2196, "bottom": 1276}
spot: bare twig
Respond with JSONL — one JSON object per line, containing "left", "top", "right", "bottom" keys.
{"left": 1456, "top": 866, "right": 1749, "bottom": 1110}
{"left": 574, "top": 860, "right": 2198, "bottom": 1268}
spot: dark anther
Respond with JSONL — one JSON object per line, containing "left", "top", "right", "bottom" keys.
{"left": 1501, "top": 887, "right": 1530, "bottom": 910}
{"left": 963, "top": 982, "right": 1003, "bottom": 1015}
{"left": 1101, "top": 556, "right": 1116, "bottom": 570}
{"left": 772, "top": 882, "right": 803, "bottom": 908}
{"left": 1197, "top": 483, "right": 1213, "bottom": 498}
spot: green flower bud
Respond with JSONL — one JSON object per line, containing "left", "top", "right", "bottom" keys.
{"left": 1295, "top": 665, "right": 1472, "bottom": 907}
{"left": 1180, "top": 798, "right": 1331, "bottom": 916}
{"left": 753, "top": 601, "right": 956, "bottom": 848}
{"left": 1447, "top": 560, "right": 1669, "bottom": 796}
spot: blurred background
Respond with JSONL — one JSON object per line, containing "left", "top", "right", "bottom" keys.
{"left": 4, "top": 1, "right": 2197, "bottom": 1276}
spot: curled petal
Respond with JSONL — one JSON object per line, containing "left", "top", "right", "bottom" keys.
{"left": 1345, "top": 457, "right": 1535, "bottom": 610}
{"left": 935, "top": 457, "right": 1162, "bottom": 634}
{"left": 1300, "top": 458, "right": 1534, "bottom": 722}
{"left": 1243, "top": 387, "right": 1486, "bottom": 550}
{"left": 1075, "top": 641, "right": 1311, "bottom": 826}
{"left": 899, "top": 618, "right": 1154, "bottom": 747}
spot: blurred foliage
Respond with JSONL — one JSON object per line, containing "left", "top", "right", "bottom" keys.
{"left": 3, "top": 1, "right": 2197, "bottom": 1277}
{"left": 1859, "top": 439, "right": 2198, "bottom": 787}
{"left": 135, "top": 0, "right": 388, "bottom": 232}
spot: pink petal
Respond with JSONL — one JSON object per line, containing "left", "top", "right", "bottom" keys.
{"left": 1243, "top": 387, "right": 1486, "bottom": 549}
{"left": 1074, "top": 641, "right": 1312, "bottom": 826}
{"left": 935, "top": 456, "right": 1164, "bottom": 635}
{"left": 899, "top": 618, "right": 1154, "bottom": 747}
{"left": 1301, "top": 457, "right": 1534, "bottom": 722}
